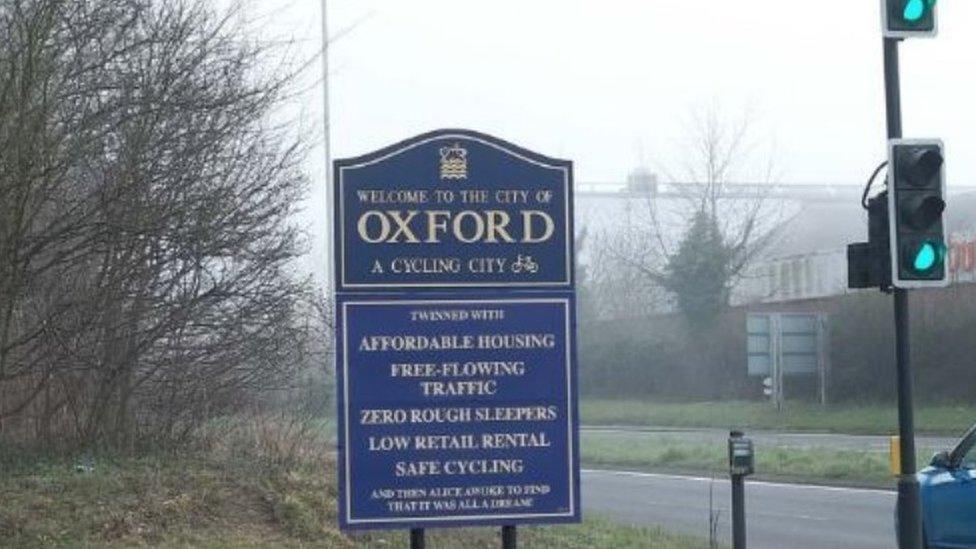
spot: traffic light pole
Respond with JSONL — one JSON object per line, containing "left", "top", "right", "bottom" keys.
{"left": 894, "top": 289, "right": 922, "bottom": 549}
{"left": 882, "top": 36, "right": 924, "bottom": 549}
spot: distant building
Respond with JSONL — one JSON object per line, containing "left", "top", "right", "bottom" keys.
{"left": 734, "top": 201, "right": 864, "bottom": 305}
{"left": 575, "top": 174, "right": 976, "bottom": 314}
{"left": 737, "top": 192, "right": 976, "bottom": 304}
{"left": 625, "top": 167, "right": 658, "bottom": 194}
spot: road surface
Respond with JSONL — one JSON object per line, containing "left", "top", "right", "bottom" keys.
{"left": 582, "top": 425, "right": 956, "bottom": 452}
{"left": 583, "top": 468, "right": 896, "bottom": 549}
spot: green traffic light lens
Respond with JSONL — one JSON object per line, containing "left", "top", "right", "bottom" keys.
{"left": 904, "top": 0, "right": 925, "bottom": 21}
{"left": 914, "top": 244, "right": 936, "bottom": 271}
{"left": 913, "top": 242, "right": 938, "bottom": 272}
{"left": 903, "top": 0, "right": 937, "bottom": 23}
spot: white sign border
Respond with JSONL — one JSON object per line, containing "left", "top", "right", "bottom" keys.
{"left": 341, "top": 297, "right": 577, "bottom": 525}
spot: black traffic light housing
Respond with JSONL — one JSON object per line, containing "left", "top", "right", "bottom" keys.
{"left": 888, "top": 139, "right": 947, "bottom": 288}
{"left": 883, "top": 0, "right": 938, "bottom": 38}
{"left": 848, "top": 192, "right": 892, "bottom": 290}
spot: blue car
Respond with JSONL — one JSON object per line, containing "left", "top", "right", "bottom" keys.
{"left": 918, "top": 424, "right": 976, "bottom": 548}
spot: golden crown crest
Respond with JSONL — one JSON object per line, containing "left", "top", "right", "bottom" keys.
{"left": 439, "top": 143, "right": 468, "bottom": 180}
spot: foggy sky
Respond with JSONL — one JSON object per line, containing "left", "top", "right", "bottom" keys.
{"left": 248, "top": 0, "right": 976, "bottom": 286}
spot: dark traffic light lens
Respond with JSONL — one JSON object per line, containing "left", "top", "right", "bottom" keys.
{"left": 901, "top": 195, "right": 946, "bottom": 230}
{"left": 915, "top": 149, "right": 943, "bottom": 183}
{"left": 916, "top": 195, "right": 946, "bottom": 226}
{"left": 900, "top": 147, "right": 944, "bottom": 187}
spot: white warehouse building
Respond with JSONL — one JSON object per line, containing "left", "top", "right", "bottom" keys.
{"left": 574, "top": 172, "right": 976, "bottom": 314}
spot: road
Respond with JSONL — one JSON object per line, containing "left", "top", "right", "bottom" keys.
{"left": 582, "top": 425, "right": 956, "bottom": 452}
{"left": 583, "top": 468, "right": 896, "bottom": 549}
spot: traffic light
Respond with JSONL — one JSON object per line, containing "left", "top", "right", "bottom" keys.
{"left": 888, "top": 139, "right": 947, "bottom": 288}
{"left": 883, "top": 0, "right": 938, "bottom": 38}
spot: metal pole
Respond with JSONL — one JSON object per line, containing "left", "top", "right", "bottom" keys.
{"left": 320, "top": 0, "right": 335, "bottom": 295}
{"left": 502, "top": 525, "right": 517, "bottom": 549}
{"left": 772, "top": 314, "right": 783, "bottom": 411}
{"left": 410, "top": 528, "right": 425, "bottom": 549}
{"left": 882, "top": 36, "right": 923, "bottom": 549}
{"left": 819, "top": 314, "right": 830, "bottom": 407}
{"left": 894, "top": 288, "right": 922, "bottom": 549}
{"left": 883, "top": 38, "right": 902, "bottom": 138}
{"left": 731, "top": 475, "right": 746, "bottom": 549}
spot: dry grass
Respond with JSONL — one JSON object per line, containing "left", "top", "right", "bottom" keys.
{"left": 0, "top": 412, "right": 713, "bottom": 548}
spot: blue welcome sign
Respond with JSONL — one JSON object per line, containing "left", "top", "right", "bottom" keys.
{"left": 335, "top": 130, "right": 573, "bottom": 290}
{"left": 334, "top": 129, "right": 580, "bottom": 530}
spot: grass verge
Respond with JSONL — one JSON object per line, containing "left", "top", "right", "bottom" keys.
{"left": 418, "top": 519, "right": 714, "bottom": 549}
{"left": 0, "top": 416, "right": 714, "bottom": 548}
{"left": 581, "top": 431, "right": 938, "bottom": 488}
{"left": 581, "top": 399, "right": 976, "bottom": 436}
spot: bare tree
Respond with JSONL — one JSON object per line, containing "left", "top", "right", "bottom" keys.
{"left": 0, "top": 0, "right": 320, "bottom": 449}
{"left": 591, "top": 102, "right": 784, "bottom": 324}
{"left": 580, "top": 219, "right": 668, "bottom": 322}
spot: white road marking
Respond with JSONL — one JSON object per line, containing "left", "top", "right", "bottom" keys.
{"left": 582, "top": 468, "right": 896, "bottom": 496}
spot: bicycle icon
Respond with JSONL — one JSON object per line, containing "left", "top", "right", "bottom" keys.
{"left": 511, "top": 255, "right": 539, "bottom": 274}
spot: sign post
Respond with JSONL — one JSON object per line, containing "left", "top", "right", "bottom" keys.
{"left": 728, "top": 431, "right": 754, "bottom": 549}
{"left": 333, "top": 129, "right": 581, "bottom": 543}
{"left": 746, "top": 313, "right": 828, "bottom": 407}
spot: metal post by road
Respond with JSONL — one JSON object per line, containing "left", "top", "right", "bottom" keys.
{"left": 728, "top": 430, "right": 752, "bottom": 549}
{"left": 882, "top": 36, "right": 923, "bottom": 549}
{"left": 410, "top": 528, "right": 425, "bottom": 549}
{"left": 502, "top": 525, "right": 517, "bottom": 549}
{"left": 731, "top": 474, "right": 746, "bottom": 549}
